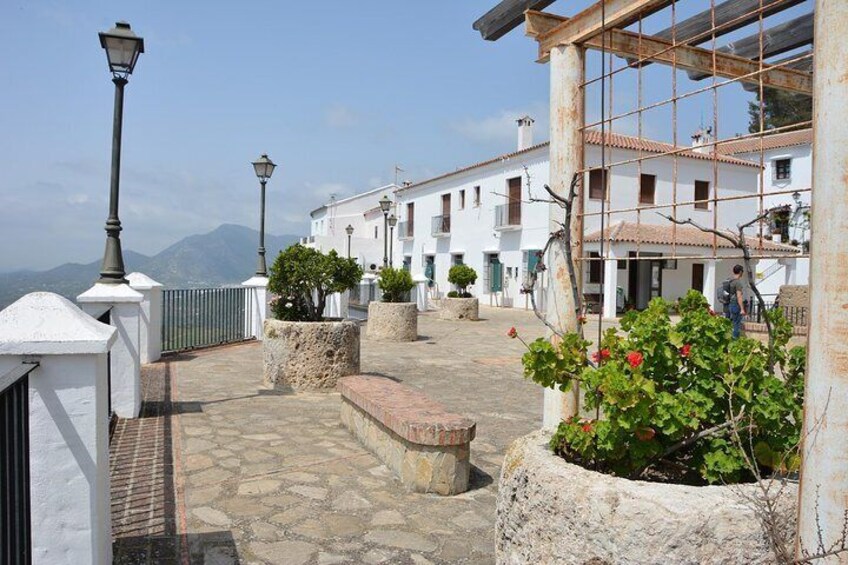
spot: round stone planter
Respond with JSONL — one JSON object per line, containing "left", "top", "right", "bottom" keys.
{"left": 439, "top": 297, "right": 479, "bottom": 321}
{"left": 497, "top": 431, "right": 797, "bottom": 565}
{"left": 366, "top": 302, "right": 418, "bottom": 342}
{"left": 263, "top": 319, "right": 360, "bottom": 391}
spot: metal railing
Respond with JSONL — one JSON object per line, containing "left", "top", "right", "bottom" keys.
{"left": 1, "top": 361, "right": 38, "bottom": 565}
{"left": 162, "top": 287, "right": 255, "bottom": 354}
{"left": 397, "top": 221, "right": 413, "bottom": 240}
{"left": 744, "top": 301, "right": 808, "bottom": 327}
{"left": 431, "top": 215, "right": 451, "bottom": 236}
{"left": 350, "top": 282, "right": 377, "bottom": 306}
{"left": 494, "top": 202, "right": 521, "bottom": 230}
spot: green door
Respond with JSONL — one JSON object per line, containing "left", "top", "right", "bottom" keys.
{"left": 490, "top": 258, "right": 503, "bottom": 292}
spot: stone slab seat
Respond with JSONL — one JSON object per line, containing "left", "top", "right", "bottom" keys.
{"left": 338, "top": 375, "right": 476, "bottom": 495}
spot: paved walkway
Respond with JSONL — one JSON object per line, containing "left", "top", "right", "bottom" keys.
{"left": 112, "top": 306, "right": 551, "bottom": 564}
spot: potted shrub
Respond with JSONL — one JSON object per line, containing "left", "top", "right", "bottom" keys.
{"left": 263, "top": 244, "right": 363, "bottom": 391}
{"left": 367, "top": 267, "right": 417, "bottom": 341}
{"left": 498, "top": 290, "right": 805, "bottom": 563}
{"left": 441, "top": 264, "right": 479, "bottom": 321}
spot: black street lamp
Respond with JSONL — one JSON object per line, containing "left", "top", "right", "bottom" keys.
{"left": 379, "top": 195, "right": 392, "bottom": 268}
{"left": 96, "top": 21, "right": 144, "bottom": 284}
{"left": 345, "top": 224, "right": 354, "bottom": 259}
{"left": 252, "top": 154, "right": 276, "bottom": 277}
{"left": 387, "top": 214, "right": 397, "bottom": 267}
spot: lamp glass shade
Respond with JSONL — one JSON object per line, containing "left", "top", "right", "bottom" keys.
{"left": 388, "top": 214, "right": 397, "bottom": 228}
{"left": 99, "top": 22, "right": 144, "bottom": 76}
{"left": 379, "top": 195, "right": 392, "bottom": 213}
{"left": 345, "top": 225, "right": 354, "bottom": 236}
{"left": 252, "top": 154, "right": 276, "bottom": 180}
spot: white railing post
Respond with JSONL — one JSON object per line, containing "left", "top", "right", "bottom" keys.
{"left": 242, "top": 276, "right": 269, "bottom": 340}
{"left": 127, "top": 272, "right": 163, "bottom": 363}
{"left": 77, "top": 282, "right": 143, "bottom": 418}
{"left": 0, "top": 292, "right": 116, "bottom": 565}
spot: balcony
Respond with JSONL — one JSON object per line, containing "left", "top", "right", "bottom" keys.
{"left": 494, "top": 203, "right": 522, "bottom": 231}
{"left": 397, "top": 221, "right": 414, "bottom": 240}
{"left": 431, "top": 215, "right": 451, "bottom": 237}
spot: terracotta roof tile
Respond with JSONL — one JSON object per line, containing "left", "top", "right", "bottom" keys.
{"left": 716, "top": 129, "right": 813, "bottom": 155}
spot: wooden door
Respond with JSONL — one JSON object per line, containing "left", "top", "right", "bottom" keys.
{"left": 508, "top": 177, "right": 521, "bottom": 224}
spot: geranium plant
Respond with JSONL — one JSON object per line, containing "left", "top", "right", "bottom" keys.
{"left": 515, "top": 290, "right": 805, "bottom": 484}
{"left": 447, "top": 264, "right": 478, "bottom": 298}
{"left": 268, "top": 244, "right": 362, "bottom": 322}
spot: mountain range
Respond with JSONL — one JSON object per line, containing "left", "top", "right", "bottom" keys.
{"left": 0, "top": 224, "right": 299, "bottom": 310}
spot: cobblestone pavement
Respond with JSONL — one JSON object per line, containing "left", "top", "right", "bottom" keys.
{"left": 113, "top": 306, "right": 554, "bottom": 564}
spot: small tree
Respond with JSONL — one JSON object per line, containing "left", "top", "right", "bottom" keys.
{"left": 378, "top": 267, "right": 414, "bottom": 303}
{"left": 268, "top": 244, "right": 362, "bottom": 322}
{"left": 448, "top": 264, "right": 477, "bottom": 297}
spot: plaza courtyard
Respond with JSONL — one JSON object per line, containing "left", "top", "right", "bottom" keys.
{"left": 110, "top": 306, "right": 566, "bottom": 564}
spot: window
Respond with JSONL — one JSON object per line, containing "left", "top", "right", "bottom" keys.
{"left": 374, "top": 226, "right": 378, "bottom": 239}
{"left": 694, "top": 180, "right": 710, "bottom": 210}
{"left": 406, "top": 202, "right": 415, "bottom": 233}
{"left": 692, "top": 263, "right": 705, "bottom": 293}
{"left": 774, "top": 158, "right": 792, "bottom": 181}
{"left": 589, "top": 252, "right": 603, "bottom": 284}
{"left": 474, "top": 186, "right": 481, "bottom": 207}
{"left": 459, "top": 189, "right": 465, "bottom": 210}
{"left": 617, "top": 259, "right": 627, "bottom": 270}
{"left": 639, "top": 174, "right": 656, "bottom": 205}
{"left": 589, "top": 169, "right": 608, "bottom": 200}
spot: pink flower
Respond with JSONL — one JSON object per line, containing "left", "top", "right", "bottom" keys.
{"left": 626, "top": 351, "right": 644, "bottom": 369}
{"left": 507, "top": 327, "right": 518, "bottom": 339}
{"left": 680, "top": 344, "right": 692, "bottom": 357}
{"left": 591, "top": 348, "right": 611, "bottom": 364}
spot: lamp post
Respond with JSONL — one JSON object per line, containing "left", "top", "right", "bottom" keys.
{"left": 387, "top": 214, "right": 397, "bottom": 267}
{"left": 345, "top": 224, "right": 354, "bottom": 259}
{"left": 379, "top": 195, "right": 392, "bottom": 268}
{"left": 252, "top": 154, "right": 277, "bottom": 277}
{"left": 96, "top": 22, "right": 144, "bottom": 284}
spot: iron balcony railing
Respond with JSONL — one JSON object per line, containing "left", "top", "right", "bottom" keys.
{"left": 743, "top": 301, "right": 808, "bottom": 327}
{"left": 397, "top": 221, "right": 413, "bottom": 240}
{"left": 431, "top": 215, "right": 451, "bottom": 237}
{"left": 494, "top": 202, "right": 522, "bottom": 230}
{"left": 162, "top": 287, "right": 255, "bottom": 354}
{"left": 1, "top": 361, "right": 38, "bottom": 565}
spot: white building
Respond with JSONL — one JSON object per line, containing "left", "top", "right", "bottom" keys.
{"left": 718, "top": 129, "right": 812, "bottom": 298}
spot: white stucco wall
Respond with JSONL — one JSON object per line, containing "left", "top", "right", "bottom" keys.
{"left": 127, "top": 272, "right": 163, "bottom": 364}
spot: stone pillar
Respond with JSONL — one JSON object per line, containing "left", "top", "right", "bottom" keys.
{"left": 77, "top": 282, "right": 143, "bottom": 418}
{"left": 0, "top": 293, "right": 116, "bottom": 565}
{"left": 781, "top": 258, "right": 797, "bottom": 286}
{"left": 127, "top": 272, "right": 163, "bottom": 364}
{"left": 798, "top": 1, "right": 848, "bottom": 557}
{"left": 242, "top": 275, "right": 269, "bottom": 341}
{"left": 543, "top": 43, "right": 584, "bottom": 431}
{"left": 703, "top": 259, "right": 717, "bottom": 309}
{"left": 602, "top": 248, "right": 618, "bottom": 320}
{"left": 412, "top": 273, "right": 429, "bottom": 312}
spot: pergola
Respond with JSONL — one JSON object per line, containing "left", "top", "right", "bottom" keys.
{"left": 473, "top": 0, "right": 846, "bottom": 558}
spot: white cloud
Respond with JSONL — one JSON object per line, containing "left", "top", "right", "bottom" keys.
{"left": 452, "top": 103, "right": 549, "bottom": 144}
{"left": 324, "top": 104, "right": 360, "bottom": 128}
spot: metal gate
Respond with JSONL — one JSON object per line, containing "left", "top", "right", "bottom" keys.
{"left": 1, "top": 362, "right": 38, "bottom": 565}
{"left": 162, "top": 287, "right": 254, "bottom": 354}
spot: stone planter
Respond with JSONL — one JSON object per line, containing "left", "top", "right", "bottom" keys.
{"left": 439, "top": 297, "right": 479, "bottom": 321}
{"left": 366, "top": 302, "right": 417, "bottom": 342}
{"left": 497, "top": 431, "right": 797, "bottom": 565}
{"left": 263, "top": 319, "right": 360, "bottom": 391}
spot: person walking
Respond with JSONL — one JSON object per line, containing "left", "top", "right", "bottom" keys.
{"left": 726, "top": 264, "right": 747, "bottom": 339}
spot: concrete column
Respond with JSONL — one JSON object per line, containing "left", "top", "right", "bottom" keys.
{"left": 0, "top": 293, "right": 116, "bottom": 565}
{"left": 781, "top": 258, "right": 797, "bottom": 286}
{"left": 242, "top": 275, "right": 269, "bottom": 340}
{"left": 412, "top": 274, "right": 429, "bottom": 312}
{"left": 77, "top": 283, "right": 143, "bottom": 418}
{"left": 703, "top": 260, "right": 717, "bottom": 309}
{"left": 798, "top": 1, "right": 848, "bottom": 558}
{"left": 543, "top": 43, "right": 584, "bottom": 431}
{"left": 127, "top": 272, "right": 163, "bottom": 364}
{"left": 602, "top": 248, "right": 618, "bottom": 320}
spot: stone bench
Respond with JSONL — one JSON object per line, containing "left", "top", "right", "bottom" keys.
{"left": 338, "top": 375, "right": 476, "bottom": 495}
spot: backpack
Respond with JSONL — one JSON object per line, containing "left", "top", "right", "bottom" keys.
{"left": 718, "top": 278, "right": 733, "bottom": 305}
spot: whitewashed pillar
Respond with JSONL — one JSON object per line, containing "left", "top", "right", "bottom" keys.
{"left": 0, "top": 293, "right": 116, "bottom": 565}
{"left": 127, "top": 272, "right": 163, "bottom": 363}
{"left": 798, "top": 0, "right": 848, "bottom": 556}
{"left": 703, "top": 260, "right": 717, "bottom": 309}
{"left": 543, "top": 43, "right": 584, "bottom": 431}
{"left": 77, "top": 283, "right": 143, "bottom": 418}
{"left": 602, "top": 248, "right": 618, "bottom": 319}
{"left": 242, "top": 275, "right": 269, "bottom": 340}
{"left": 412, "top": 273, "right": 429, "bottom": 312}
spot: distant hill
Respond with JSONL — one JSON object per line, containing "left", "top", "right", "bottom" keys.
{"left": 0, "top": 224, "right": 299, "bottom": 309}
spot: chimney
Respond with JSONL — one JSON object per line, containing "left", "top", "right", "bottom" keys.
{"left": 517, "top": 115, "right": 535, "bottom": 151}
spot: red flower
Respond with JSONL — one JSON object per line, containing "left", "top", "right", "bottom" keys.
{"left": 708, "top": 308, "right": 717, "bottom": 317}
{"left": 577, "top": 315, "right": 587, "bottom": 325}
{"left": 507, "top": 327, "right": 518, "bottom": 339}
{"left": 626, "top": 351, "right": 644, "bottom": 369}
{"left": 581, "top": 422, "right": 593, "bottom": 433}
{"left": 592, "top": 348, "right": 611, "bottom": 364}
{"left": 635, "top": 427, "right": 656, "bottom": 441}
{"left": 680, "top": 344, "right": 692, "bottom": 357}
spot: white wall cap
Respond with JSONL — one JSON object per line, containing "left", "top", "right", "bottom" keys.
{"left": 241, "top": 276, "right": 269, "bottom": 287}
{"left": 127, "top": 272, "right": 163, "bottom": 289}
{"left": 412, "top": 274, "right": 429, "bottom": 283}
{"left": 362, "top": 273, "right": 378, "bottom": 280}
{"left": 77, "top": 283, "right": 143, "bottom": 304}
{"left": 0, "top": 292, "right": 117, "bottom": 355}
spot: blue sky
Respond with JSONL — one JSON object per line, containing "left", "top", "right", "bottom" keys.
{"left": 0, "top": 0, "right": 810, "bottom": 270}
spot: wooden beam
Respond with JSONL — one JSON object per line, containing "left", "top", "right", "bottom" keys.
{"left": 741, "top": 50, "right": 813, "bottom": 92}
{"left": 473, "top": 0, "right": 557, "bottom": 41}
{"left": 525, "top": 11, "right": 812, "bottom": 94}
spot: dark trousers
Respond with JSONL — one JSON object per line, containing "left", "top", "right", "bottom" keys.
{"left": 728, "top": 302, "right": 743, "bottom": 339}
